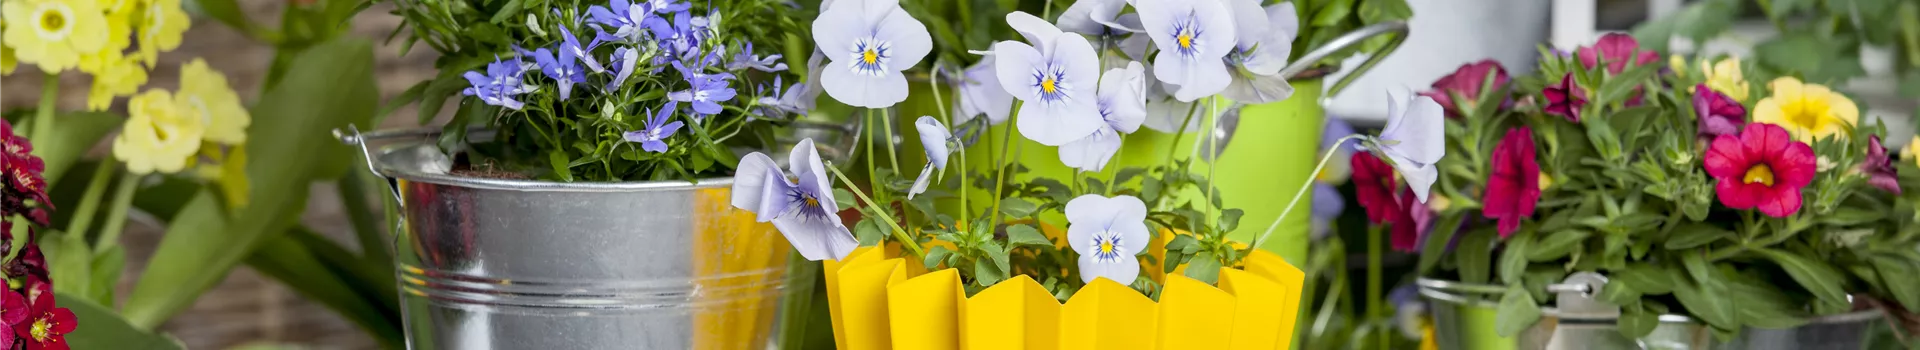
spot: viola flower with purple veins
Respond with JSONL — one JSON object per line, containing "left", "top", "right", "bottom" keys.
{"left": 731, "top": 139, "right": 859, "bottom": 261}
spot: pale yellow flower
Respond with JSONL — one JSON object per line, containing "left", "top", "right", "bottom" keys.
{"left": 1701, "top": 57, "right": 1749, "bottom": 102}
{"left": 1, "top": 19, "right": 16, "bottom": 75}
{"left": 1752, "top": 77, "right": 1858, "bottom": 143}
{"left": 1668, "top": 55, "right": 1688, "bottom": 78}
{"left": 132, "top": 0, "right": 188, "bottom": 65}
{"left": 114, "top": 89, "right": 205, "bottom": 174}
{"left": 3, "top": 0, "right": 111, "bottom": 73}
{"left": 1906, "top": 136, "right": 1920, "bottom": 168}
{"left": 84, "top": 52, "right": 146, "bottom": 110}
{"left": 177, "top": 59, "right": 249, "bottom": 144}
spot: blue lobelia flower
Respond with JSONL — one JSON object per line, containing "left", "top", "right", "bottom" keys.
{"left": 605, "top": 46, "right": 643, "bottom": 91}
{"left": 531, "top": 48, "right": 587, "bottom": 100}
{"left": 908, "top": 116, "right": 953, "bottom": 199}
{"left": 1059, "top": 62, "right": 1146, "bottom": 172}
{"left": 1221, "top": 1, "right": 1298, "bottom": 104}
{"left": 1066, "top": 194, "right": 1149, "bottom": 285}
{"left": 955, "top": 56, "right": 1014, "bottom": 126}
{"left": 992, "top": 11, "right": 1105, "bottom": 146}
{"left": 754, "top": 76, "right": 811, "bottom": 118}
{"left": 1371, "top": 92, "right": 1447, "bottom": 203}
{"left": 731, "top": 139, "right": 859, "bottom": 261}
{"left": 726, "top": 42, "right": 788, "bottom": 72}
{"left": 1136, "top": 0, "right": 1237, "bottom": 102}
{"left": 623, "top": 102, "right": 685, "bottom": 153}
{"left": 461, "top": 58, "right": 538, "bottom": 110}
{"left": 651, "top": 11, "right": 710, "bottom": 60}
{"left": 588, "top": 0, "right": 667, "bottom": 43}
{"left": 558, "top": 26, "right": 608, "bottom": 73}
{"left": 812, "top": 0, "right": 932, "bottom": 108}
{"left": 646, "top": 0, "right": 691, "bottom": 14}
{"left": 669, "top": 62, "right": 738, "bottom": 115}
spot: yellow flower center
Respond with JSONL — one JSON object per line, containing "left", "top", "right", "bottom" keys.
{"left": 861, "top": 49, "right": 877, "bottom": 65}
{"left": 29, "top": 317, "right": 49, "bottom": 341}
{"left": 35, "top": 4, "right": 73, "bottom": 40}
{"left": 1178, "top": 33, "right": 1193, "bottom": 49}
{"left": 40, "top": 9, "right": 65, "bottom": 32}
{"left": 1099, "top": 241, "right": 1114, "bottom": 254}
{"left": 803, "top": 194, "right": 819, "bottom": 208}
{"left": 1744, "top": 164, "right": 1775, "bottom": 186}
{"left": 1041, "top": 78, "right": 1058, "bottom": 94}
{"left": 1783, "top": 98, "right": 1832, "bottom": 132}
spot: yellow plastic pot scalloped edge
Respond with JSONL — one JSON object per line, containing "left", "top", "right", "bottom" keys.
{"left": 823, "top": 246, "right": 1305, "bottom": 350}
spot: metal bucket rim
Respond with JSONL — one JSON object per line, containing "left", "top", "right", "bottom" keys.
{"left": 1416, "top": 277, "right": 1886, "bottom": 324}
{"left": 376, "top": 141, "right": 735, "bottom": 193}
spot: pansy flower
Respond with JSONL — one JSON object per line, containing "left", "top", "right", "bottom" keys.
{"left": 1066, "top": 194, "right": 1150, "bottom": 285}
{"left": 993, "top": 12, "right": 1105, "bottom": 146}
{"left": 1576, "top": 33, "right": 1658, "bottom": 74}
{"left": 1056, "top": 0, "right": 1136, "bottom": 36}
{"left": 1221, "top": 2, "right": 1298, "bottom": 104}
{"left": 1704, "top": 123, "right": 1815, "bottom": 218}
{"left": 1864, "top": 135, "right": 1899, "bottom": 194}
{"left": 909, "top": 116, "right": 954, "bottom": 199}
{"left": 624, "top": 102, "right": 684, "bottom": 153}
{"left": 812, "top": 0, "right": 933, "bottom": 108}
{"left": 1752, "top": 77, "right": 1858, "bottom": 143}
{"left": 1372, "top": 93, "right": 1446, "bottom": 203}
{"left": 1059, "top": 62, "right": 1147, "bottom": 172}
{"left": 1136, "top": 0, "right": 1237, "bottom": 102}
{"left": 1420, "top": 60, "right": 1509, "bottom": 119}
{"left": 1483, "top": 127, "right": 1540, "bottom": 238}
{"left": 462, "top": 58, "right": 537, "bottom": 110}
{"left": 731, "top": 139, "right": 859, "bottom": 261}
{"left": 1542, "top": 73, "right": 1586, "bottom": 122}
{"left": 1692, "top": 84, "right": 1746, "bottom": 138}
{"left": 956, "top": 56, "right": 1015, "bottom": 126}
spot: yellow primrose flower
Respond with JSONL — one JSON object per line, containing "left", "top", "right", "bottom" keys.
{"left": 1668, "top": 55, "right": 1688, "bottom": 78}
{"left": 1701, "top": 57, "right": 1749, "bottom": 102}
{"left": 1752, "top": 77, "right": 1858, "bottom": 143}
{"left": 2, "top": 44, "right": 15, "bottom": 75}
{"left": 132, "top": 0, "right": 188, "bottom": 65}
{"left": 114, "top": 89, "right": 205, "bottom": 174}
{"left": 1907, "top": 136, "right": 1920, "bottom": 168}
{"left": 84, "top": 52, "right": 146, "bottom": 110}
{"left": 178, "top": 59, "right": 249, "bottom": 144}
{"left": 3, "top": 0, "right": 111, "bottom": 73}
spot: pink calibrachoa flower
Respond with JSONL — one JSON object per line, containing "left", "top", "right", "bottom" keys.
{"left": 1543, "top": 73, "right": 1586, "bottom": 122}
{"left": 1352, "top": 152, "right": 1399, "bottom": 225}
{"left": 1392, "top": 187, "right": 1435, "bottom": 252}
{"left": 13, "top": 291, "right": 71, "bottom": 350}
{"left": 1704, "top": 123, "right": 1816, "bottom": 218}
{"left": 1693, "top": 84, "right": 1747, "bottom": 138}
{"left": 1483, "top": 127, "right": 1541, "bottom": 238}
{"left": 1576, "top": 33, "right": 1659, "bottom": 74}
{"left": 1864, "top": 135, "right": 1900, "bottom": 194}
{"left": 1420, "top": 60, "right": 1509, "bottom": 119}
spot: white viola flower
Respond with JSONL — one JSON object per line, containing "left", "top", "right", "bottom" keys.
{"left": 812, "top": 0, "right": 933, "bottom": 108}
{"left": 1067, "top": 194, "right": 1150, "bottom": 285}
{"left": 993, "top": 11, "right": 1105, "bottom": 146}
{"left": 1060, "top": 62, "right": 1147, "bottom": 172}
{"left": 730, "top": 139, "right": 859, "bottom": 261}
{"left": 1057, "top": 0, "right": 1139, "bottom": 36}
{"left": 1372, "top": 92, "right": 1447, "bottom": 203}
{"left": 1220, "top": 2, "right": 1299, "bottom": 104}
{"left": 955, "top": 56, "right": 1015, "bottom": 126}
{"left": 1136, "top": 0, "right": 1237, "bottom": 102}
{"left": 908, "top": 116, "right": 953, "bottom": 199}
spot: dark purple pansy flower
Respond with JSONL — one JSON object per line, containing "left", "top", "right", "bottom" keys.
{"left": 1865, "top": 135, "right": 1900, "bottom": 194}
{"left": 1692, "top": 84, "right": 1746, "bottom": 138}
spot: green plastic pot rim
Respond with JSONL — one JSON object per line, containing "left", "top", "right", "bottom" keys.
{"left": 1415, "top": 277, "right": 1886, "bottom": 325}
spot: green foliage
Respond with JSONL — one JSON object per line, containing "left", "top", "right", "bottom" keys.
{"left": 59, "top": 292, "right": 184, "bottom": 350}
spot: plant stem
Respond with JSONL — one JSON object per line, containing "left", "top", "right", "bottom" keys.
{"left": 1154, "top": 102, "right": 1202, "bottom": 210}
{"left": 879, "top": 108, "right": 902, "bottom": 175}
{"left": 865, "top": 109, "right": 881, "bottom": 197}
{"left": 1105, "top": 133, "right": 1126, "bottom": 196}
{"left": 94, "top": 173, "right": 141, "bottom": 255}
{"left": 989, "top": 103, "right": 1018, "bottom": 228}
{"left": 827, "top": 165, "right": 926, "bottom": 260}
{"left": 65, "top": 160, "right": 118, "bottom": 243}
{"left": 1044, "top": 0, "right": 1054, "bottom": 19}
{"left": 1252, "top": 135, "right": 1366, "bottom": 249}
{"left": 1204, "top": 98, "right": 1218, "bottom": 229}
{"left": 33, "top": 74, "right": 57, "bottom": 143}
{"left": 1367, "top": 225, "right": 1385, "bottom": 349}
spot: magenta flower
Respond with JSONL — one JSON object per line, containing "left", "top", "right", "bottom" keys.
{"left": 1576, "top": 33, "right": 1658, "bottom": 74}
{"left": 1543, "top": 73, "right": 1586, "bottom": 122}
{"left": 1864, "top": 135, "right": 1900, "bottom": 194}
{"left": 1692, "top": 84, "right": 1746, "bottom": 138}
{"left": 1704, "top": 123, "right": 1815, "bottom": 218}
{"left": 1483, "top": 127, "right": 1540, "bottom": 238}
{"left": 1420, "top": 60, "right": 1509, "bottom": 119}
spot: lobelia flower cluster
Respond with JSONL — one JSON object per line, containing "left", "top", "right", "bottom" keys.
{"left": 1398, "top": 33, "right": 1920, "bottom": 338}
{"left": 732, "top": 0, "right": 1445, "bottom": 302}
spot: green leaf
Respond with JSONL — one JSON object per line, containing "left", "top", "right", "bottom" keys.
{"left": 1617, "top": 304, "right": 1659, "bottom": 339}
{"left": 853, "top": 219, "right": 886, "bottom": 246}
{"left": 999, "top": 198, "right": 1039, "bottom": 218}
{"left": 374, "top": 79, "right": 429, "bottom": 125}
{"left": 1418, "top": 213, "right": 1465, "bottom": 274}
{"left": 924, "top": 246, "right": 953, "bottom": 269}
{"left": 1664, "top": 224, "right": 1732, "bottom": 250}
{"left": 984, "top": 241, "right": 1011, "bottom": 274}
{"left": 37, "top": 112, "right": 121, "bottom": 184}
{"left": 1456, "top": 228, "right": 1497, "bottom": 284}
{"left": 1818, "top": 207, "right": 1884, "bottom": 226}
{"left": 123, "top": 37, "right": 379, "bottom": 330}
{"left": 1499, "top": 231, "right": 1532, "bottom": 284}
{"left": 974, "top": 257, "right": 1006, "bottom": 286}
{"left": 1358, "top": 0, "right": 1412, "bottom": 23}
{"left": 1613, "top": 265, "right": 1674, "bottom": 295}
{"left": 1494, "top": 284, "right": 1542, "bottom": 337}
{"left": 89, "top": 245, "right": 125, "bottom": 305}
{"left": 1309, "top": 0, "right": 1355, "bottom": 27}
{"left": 1755, "top": 33, "right": 1866, "bottom": 83}
{"left": 548, "top": 151, "right": 575, "bottom": 182}
{"left": 1217, "top": 209, "right": 1244, "bottom": 233}
{"left": 1005, "top": 224, "right": 1051, "bottom": 247}
{"left": 1870, "top": 254, "right": 1920, "bottom": 311}
{"left": 833, "top": 188, "right": 858, "bottom": 211}
{"left": 416, "top": 74, "right": 469, "bottom": 126}
{"left": 1184, "top": 252, "right": 1221, "bottom": 284}
{"left": 1527, "top": 230, "right": 1588, "bottom": 262}
{"left": 489, "top": 0, "right": 525, "bottom": 23}
{"left": 1754, "top": 248, "right": 1848, "bottom": 305}
{"left": 44, "top": 231, "right": 93, "bottom": 299}
{"left": 1672, "top": 255, "right": 1737, "bottom": 330}
{"left": 247, "top": 230, "right": 404, "bottom": 347}
{"left": 58, "top": 291, "right": 185, "bottom": 350}
{"left": 193, "top": 0, "right": 264, "bottom": 38}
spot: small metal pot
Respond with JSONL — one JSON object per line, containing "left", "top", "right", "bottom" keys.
{"left": 341, "top": 128, "right": 797, "bottom": 350}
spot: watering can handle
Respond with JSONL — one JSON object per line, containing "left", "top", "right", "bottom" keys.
{"left": 333, "top": 125, "right": 451, "bottom": 207}
{"left": 1275, "top": 20, "right": 1410, "bottom": 100}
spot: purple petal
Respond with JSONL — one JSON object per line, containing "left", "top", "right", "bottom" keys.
{"left": 908, "top": 164, "right": 934, "bottom": 199}
{"left": 656, "top": 121, "right": 683, "bottom": 138}
{"left": 705, "top": 87, "right": 738, "bottom": 102}
{"left": 692, "top": 101, "right": 723, "bottom": 115}
{"left": 641, "top": 140, "right": 669, "bottom": 153}
{"left": 787, "top": 139, "right": 837, "bottom": 224}
{"left": 771, "top": 210, "right": 859, "bottom": 261}
{"left": 730, "top": 153, "right": 792, "bottom": 222}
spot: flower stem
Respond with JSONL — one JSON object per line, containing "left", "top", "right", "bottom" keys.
{"left": 1155, "top": 102, "right": 1202, "bottom": 210}
{"left": 1367, "top": 225, "right": 1385, "bottom": 349}
{"left": 879, "top": 108, "right": 902, "bottom": 175}
{"left": 65, "top": 160, "right": 119, "bottom": 242}
{"left": 865, "top": 109, "right": 881, "bottom": 197}
{"left": 826, "top": 164, "right": 926, "bottom": 260}
{"left": 1105, "top": 133, "right": 1127, "bottom": 196}
{"left": 1251, "top": 135, "right": 1366, "bottom": 250}
{"left": 1204, "top": 98, "right": 1219, "bottom": 230}
{"left": 94, "top": 173, "right": 141, "bottom": 255}
{"left": 989, "top": 102, "right": 1019, "bottom": 228}
{"left": 33, "top": 74, "right": 58, "bottom": 142}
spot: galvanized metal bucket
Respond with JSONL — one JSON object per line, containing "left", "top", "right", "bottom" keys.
{"left": 1418, "top": 274, "right": 1889, "bottom": 350}
{"left": 339, "top": 128, "right": 798, "bottom": 350}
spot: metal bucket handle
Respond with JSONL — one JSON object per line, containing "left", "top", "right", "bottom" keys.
{"left": 1276, "top": 20, "right": 1411, "bottom": 100}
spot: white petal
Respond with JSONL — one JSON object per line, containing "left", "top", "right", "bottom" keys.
{"left": 915, "top": 116, "right": 952, "bottom": 167}
{"left": 1054, "top": 33, "right": 1104, "bottom": 101}
{"left": 1007, "top": 11, "right": 1064, "bottom": 52}
{"left": 1079, "top": 253, "right": 1141, "bottom": 285}
{"left": 1016, "top": 96, "right": 1104, "bottom": 146}
{"left": 1132, "top": 0, "right": 1179, "bottom": 55}
{"left": 1059, "top": 130, "right": 1123, "bottom": 172}
{"left": 876, "top": 8, "right": 933, "bottom": 72}
{"left": 772, "top": 214, "right": 860, "bottom": 261}
{"left": 1056, "top": 0, "right": 1106, "bottom": 35}
{"left": 908, "top": 164, "right": 934, "bottom": 199}
{"left": 1227, "top": 0, "right": 1269, "bottom": 50}
{"left": 1221, "top": 70, "right": 1295, "bottom": 104}
{"left": 1119, "top": 32, "right": 1153, "bottom": 62}
{"left": 1381, "top": 95, "right": 1447, "bottom": 165}
{"left": 730, "top": 152, "right": 790, "bottom": 222}
{"left": 821, "top": 63, "right": 910, "bottom": 108}
{"left": 1269, "top": 2, "right": 1300, "bottom": 37}
{"left": 1172, "top": 61, "right": 1232, "bottom": 102}
{"left": 1096, "top": 9, "right": 1143, "bottom": 33}
{"left": 811, "top": 6, "right": 866, "bottom": 64}
{"left": 1394, "top": 161, "right": 1438, "bottom": 203}
{"left": 991, "top": 41, "right": 1045, "bottom": 102}
{"left": 1099, "top": 62, "right": 1149, "bottom": 133}
{"left": 1240, "top": 3, "right": 1298, "bottom": 76}
{"left": 1193, "top": 0, "right": 1239, "bottom": 59}
{"left": 852, "top": 0, "right": 899, "bottom": 24}
{"left": 1143, "top": 96, "right": 1198, "bottom": 133}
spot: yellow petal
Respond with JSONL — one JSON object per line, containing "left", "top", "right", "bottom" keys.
{"left": 1769, "top": 77, "right": 1806, "bottom": 100}
{"left": 1751, "top": 98, "right": 1785, "bottom": 127}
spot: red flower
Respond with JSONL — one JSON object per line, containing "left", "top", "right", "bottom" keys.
{"left": 1704, "top": 123, "right": 1816, "bottom": 218}
{"left": 1420, "top": 60, "right": 1510, "bottom": 119}
{"left": 0, "top": 290, "right": 27, "bottom": 348}
{"left": 1482, "top": 127, "right": 1541, "bottom": 238}
{"left": 1693, "top": 84, "right": 1746, "bottom": 138}
{"left": 1353, "top": 152, "right": 1400, "bottom": 224}
{"left": 1576, "top": 33, "right": 1659, "bottom": 74}
{"left": 1392, "top": 187, "right": 1435, "bottom": 252}
{"left": 1543, "top": 73, "right": 1587, "bottom": 122}
{"left": 1864, "top": 135, "right": 1899, "bottom": 194}
{"left": 0, "top": 120, "right": 49, "bottom": 226}
{"left": 13, "top": 290, "right": 72, "bottom": 350}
